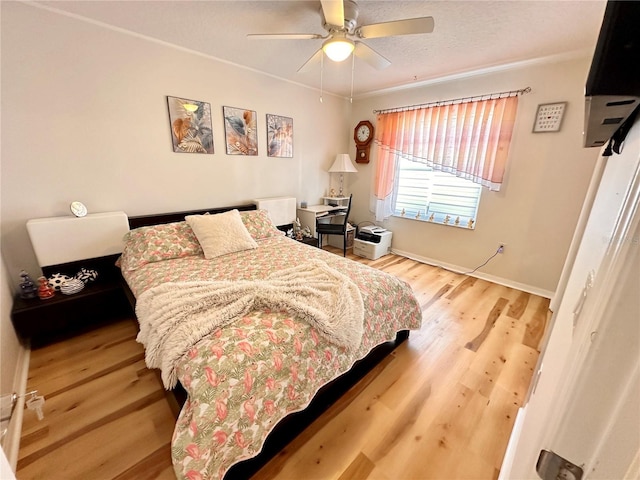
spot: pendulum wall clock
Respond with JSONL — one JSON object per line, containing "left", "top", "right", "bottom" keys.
{"left": 354, "top": 120, "right": 374, "bottom": 164}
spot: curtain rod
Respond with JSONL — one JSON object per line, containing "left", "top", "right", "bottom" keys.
{"left": 373, "top": 86, "right": 531, "bottom": 114}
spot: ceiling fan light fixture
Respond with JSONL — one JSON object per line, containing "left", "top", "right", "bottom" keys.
{"left": 322, "top": 36, "right": 355, "bottom": 62}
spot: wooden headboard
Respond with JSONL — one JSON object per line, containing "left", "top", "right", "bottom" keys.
{"left": 127, "top": 204, "right": 257, "bottom": 230}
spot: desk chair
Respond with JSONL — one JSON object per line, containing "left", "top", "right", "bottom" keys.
{"left": 317, "top": 194, "right": 352, "bottom": 257}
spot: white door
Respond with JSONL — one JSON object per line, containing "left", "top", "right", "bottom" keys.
{"left": 548, "top": 227, "right": 639, "bottom": 479}
{"left": 500, "top": 118, "right": 640, "bottom": 479}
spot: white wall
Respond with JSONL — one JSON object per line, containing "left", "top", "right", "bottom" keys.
{"left": 0, "top": 2, "right": 351, "bottom": 279}
{"left": 348, "top": 57, "right": 600, "bottom": 294}
{"left": 1, "top": 3, "right": 600, "bottom": 296}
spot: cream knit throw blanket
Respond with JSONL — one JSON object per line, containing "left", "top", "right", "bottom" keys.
{"left": 136, "top": 259, "right": 364, "bottom": 389}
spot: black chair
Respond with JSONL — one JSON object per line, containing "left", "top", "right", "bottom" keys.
{"left": 317, "top": 194, "right": 353, "bottom": 257}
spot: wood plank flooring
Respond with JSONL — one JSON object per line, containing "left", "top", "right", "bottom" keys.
{"left": 17, "top": 248, "right": 549, "bottom": 479}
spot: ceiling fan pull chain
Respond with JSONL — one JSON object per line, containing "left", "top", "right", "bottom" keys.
{"left": 320, "top": 53, "right": 324, "bottom": 103}
{"left": 350, "top": 53, "right": 355, "bottom": 103}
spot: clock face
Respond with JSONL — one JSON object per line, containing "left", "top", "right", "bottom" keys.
{"left": 356, "top": 124, "right": 371, "bottom": 142}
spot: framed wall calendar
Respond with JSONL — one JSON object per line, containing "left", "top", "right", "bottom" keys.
{"left": 533, "top": 102, "right": 567, "bottom": 133}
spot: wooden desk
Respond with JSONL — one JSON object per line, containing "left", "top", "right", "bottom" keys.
{"left": 296, "top": 204, "right": 347, "bottom": 238}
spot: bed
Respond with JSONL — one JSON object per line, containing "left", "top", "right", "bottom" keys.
{"left": 120, "top": 204, "right": 422, "bottom": 479}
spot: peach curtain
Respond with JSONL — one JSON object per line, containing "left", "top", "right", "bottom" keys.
{"left": 374, "top": 96, "right": 518, "bottom": 202}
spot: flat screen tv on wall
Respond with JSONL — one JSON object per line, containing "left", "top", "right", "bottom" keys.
{"left": 583, "top": 0, "right": 640, "bottom": 149}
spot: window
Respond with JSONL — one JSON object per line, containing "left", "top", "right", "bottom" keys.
{"left": 393, "top": 157, "right": 481, "bottom": 228}
{"left": 373, "top": 94, "right": 519, "bottom": 223}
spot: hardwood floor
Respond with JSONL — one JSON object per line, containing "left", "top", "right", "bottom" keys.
{"left": 17, "top": 248, "right": 549, "bottom": 480}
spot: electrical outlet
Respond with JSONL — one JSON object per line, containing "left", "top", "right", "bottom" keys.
{"left": 498, "top": 243, "right": 506, "bottom": 254}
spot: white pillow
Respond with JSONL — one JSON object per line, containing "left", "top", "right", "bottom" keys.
{"left": 185, "top": 209, "right": 258, "bottom": 259}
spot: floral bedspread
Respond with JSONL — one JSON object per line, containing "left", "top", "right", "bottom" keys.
{"left": 122, "top": 236, "right": 422, "bottom": 479}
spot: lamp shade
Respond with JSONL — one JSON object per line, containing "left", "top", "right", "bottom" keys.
{"left": 328, "top": 154, "right": 358, "bottom": 173}
{"left": 322, "top": 37, "right": 355, "bottom": 62}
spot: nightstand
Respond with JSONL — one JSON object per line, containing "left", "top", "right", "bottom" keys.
{"left": 11, "top": 254, "right": 132, "bottom": 348}
{"left": 15, "top": 211, "right": 132, "bottom": 348}
{"left": 297, "top": 236, "right": 319, "bottom": 247}
{"left": 276, "top": 223, "right": 319, "bottom": 248}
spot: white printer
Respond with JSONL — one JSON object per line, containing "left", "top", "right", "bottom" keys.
{"left": 353, "top": 228, "right": 392, "bottom": 260}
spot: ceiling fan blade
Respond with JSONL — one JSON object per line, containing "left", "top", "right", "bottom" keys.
{"left": 356, "top": 17, "right": 434, "bottom": 39}
{"left": 354, "top": 42, "right": 391, "bottom": 70}
{"left": 247, "top": 33, "right": 324, "bottom": 40}
{"left": 321, "top": 0, "right": 345, "bottom": 28}
{"left": 297, "top": 48, "right": 323, "bottom": 73}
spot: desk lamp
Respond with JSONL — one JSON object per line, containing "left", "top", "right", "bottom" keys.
{"left": 328, "top": 154, "right": 358, "bottom": 197}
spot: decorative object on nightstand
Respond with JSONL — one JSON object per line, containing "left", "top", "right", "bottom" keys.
{"left": 354, "top": 120, "right": 374, "bottom": 163}
{"left": 75, "top": 267, "right": 98, "bottom": 284}
{"left": 289, "top": 218, "right": 317, "bottom": 246}
{"left": 37, "top": 276, "right": 55, "bottom": 300}
{"left": 328, "top": 154, "right": 358, "bottom": 197}
{"left": 47, "top": 273, "right": 71, "bottom": 291}
{"left": 60, "top": 278, "right": 85, "bottom": 295}
{"left": 18, "top": 271, "right": 37, "bottom": 299}
{"left": 292, "top": 218, "right": 313, "bottom": 240}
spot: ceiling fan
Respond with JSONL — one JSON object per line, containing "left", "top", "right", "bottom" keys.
{"left": 247, "top": 0, "right": 434, "bottom": 72}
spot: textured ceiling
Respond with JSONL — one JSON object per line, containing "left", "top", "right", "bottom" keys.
{"left": 36, "top": 0, "right": 607, "bottom": 98}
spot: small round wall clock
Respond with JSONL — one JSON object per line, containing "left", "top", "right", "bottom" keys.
{"left": 354, "top": 120, "right": 374, "bottom": 164}
{"left": 70, "top": 201, "right": 87, "bottom": 217}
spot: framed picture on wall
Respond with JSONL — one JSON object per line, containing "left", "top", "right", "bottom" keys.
{"left": 532, "top": 102, "right": 567, "bottom": 133}
{"left": 166, "top": 96, "right": 214, "bottom": 154}
{"left": 266, "top": 114, "right": 293, "bottom": 158}
{"left": 223, "top": 106, "right": 258, "bottom": 155}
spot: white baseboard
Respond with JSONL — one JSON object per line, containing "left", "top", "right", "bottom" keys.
{"left": 391, "top": 248, "right": 555, "bottom": 299}
{"left": 2, "top": 345, "right": 30, "bottom": 470}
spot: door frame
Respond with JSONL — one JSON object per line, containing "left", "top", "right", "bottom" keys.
{"left": 500, "top": 120, "right": 640, "bottom": 479}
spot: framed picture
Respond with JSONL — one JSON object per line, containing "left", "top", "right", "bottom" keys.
{"left": 532, "top": 102, "right": 567, "bottom": 133}
{"left": 167, "top": 96, "right": 214, "bottom": 154}
{"left": 223, "top": 106, "right": 258, "bottom": 155}
{"left": 266, "top": 114, "right": 293, "bottom": 158}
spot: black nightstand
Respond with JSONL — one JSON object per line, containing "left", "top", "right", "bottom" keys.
{"left": 297, "top": 236, "right": 318, "bottom": 247}
{"left": 11, "top": 254, "right": 133, "bottom": 348}
{"left": 277, "top": 223, "right": 318, "bottom": 248}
